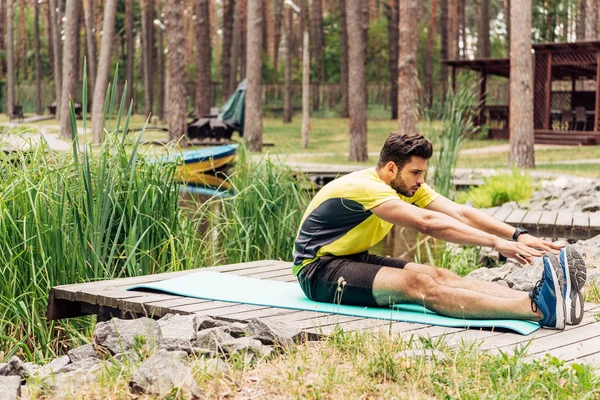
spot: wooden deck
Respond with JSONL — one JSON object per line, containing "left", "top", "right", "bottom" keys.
{"left": 47, "top": 260, "right": 600, "bottom": 366}
{"left": 482, "top": 207, "right": 600, "bottom": 240}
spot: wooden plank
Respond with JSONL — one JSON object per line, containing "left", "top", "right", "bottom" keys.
{"left": 481, "top": 207, "right": 499, "bottom": 217}
{"left": 571, "top": 351, "right": 600, "bottom": 367}
{"left": 505, "top": 209, "right": 528, "bottom": 225}
{"left": 537, "top": 210, "right": 558, "bottom": 228}
{"left": 555, "top": 212, "right": 573, "bottom": 229}
{"left": 520, "top": 210, "right": 543, "bottom": 226}
{"left": 589, "top": 212, "right": 600, "bottom": 230}
{"left": 491, "top": 207, "right": 514, "bottom": 223}
{"left": 541, "top": 332, "right": 600, "bottom": 362}
{"left": 523, "top": 322, "right": 600, "bottom": 360}
{"left": 572, "top": 212, "right": 590, "bottom": 230}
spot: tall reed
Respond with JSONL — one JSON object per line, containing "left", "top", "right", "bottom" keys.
{"left": 421, "top": 83, "right": 479, "bottom": 199}
{"left": 212, "top": 150, "right": 312, "bottom": 263}
{"left": 0, "top": 65, "right": 210, "bottom": 362}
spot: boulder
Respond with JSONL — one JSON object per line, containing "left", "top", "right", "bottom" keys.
{"left": 505, "top": 264, "right": 544, "bottom": 292}
{"left": 129, "top": 350, "right": 202, "bottom": 399}
{"left": 0, "top": 376, "right": 21, "bottom": 400}
{"left": 220, "top": 337, "right": 273, "bottom": 358}
{"left": 94, "top": 317, "right": 162, "bottom": 355}
{"left": 0, "top": 357, "right": 30, "bottom": 379}
{"left": 193, "top": 327, "right": 234, "bottom": 353}
{"left": 67, "top": 344, "right": 99, "bottom": 363}
{"left": 466, "top": 263, "right": 519, "bottom": 283}
{"left": 244, "top": 318, "right": 303, "bottom": 348}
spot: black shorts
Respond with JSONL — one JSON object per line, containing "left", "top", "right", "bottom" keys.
{"left": 297, "top": 252, "right": 409, "bottom": 307}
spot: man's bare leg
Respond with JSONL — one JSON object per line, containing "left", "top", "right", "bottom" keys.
{"left": 372, "top": 266, "right": 541, "bottom": 321}
{"left": 404, "top": 262, "right": 529, "bottom": 300}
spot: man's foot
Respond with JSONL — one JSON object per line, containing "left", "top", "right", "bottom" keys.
{"left": 529, "top": 252, "right": 566, "bottom": 330}
{"left": 559, "top": 245, "right": 586, "bottom": 325}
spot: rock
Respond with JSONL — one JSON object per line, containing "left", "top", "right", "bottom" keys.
{"left": 193, "top": 315, "right": 231, "bottom": 331}
{"left": 244, "top": 318, "right": 303, "bottom": 348}
{"left": 93, "top": 317, "right": 162, "bottom": 355}
{"left": 129, "top": 350, "right": 202, "bottom": 399}
{"left": 43, "top": 361, "right": 104, "bottom": 396}
{"left": 158, "top": 314, "right": 197, "bottom": 352}
{"left": 505, "top": 264, "right": 544, "bottom": 292}
{"left": 193, "top": 327, "right": 234, "bottom": 353}
{"left": 37, "top": 355, "right": 70, "bottom": 376}
{"left": 67, "top": 344, "right": 99, "bottom": 363}
{"left": 0, "top": 376, "right": 21, "bottom": 400}
{"left": 192, "top": 357, "right": 230, "bottom": 375}
{"left": 229, "top": 322, "right": 248, "bottom": 338}
{"left": 466, "top": 263, "right": 519, "bottom": 283}
{"left": 53, "top": 357, "right": 102, "bottom": 375}
{"left": 0, "top": 357, "right": 30, "bottom": 378}
{"left": 494, "top": 280, "right": 510, "bottom": 288}
{"left": 220, "top": 337, "right": 272, "bottom": 358}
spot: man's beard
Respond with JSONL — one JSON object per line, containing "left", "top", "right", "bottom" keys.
{"left": 391, "top": 175, "right": 419, "bottom": 197}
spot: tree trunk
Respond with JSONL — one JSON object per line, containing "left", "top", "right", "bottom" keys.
{"left": 60, "top": 0, "right": 82, "bottom": 139}
{"left": 221, "top": 0, "right": 235, "bottom": 101}
{"left": 439, "top": 0, "right": 448, "bottom": 100}
{"left": 141, "top": 0, "right": 154, "bottom": 117}
{"left": 244, "top": 0, "right": 263, "bottom": 152}
{"left": 505, "top": 0, "right": 510, "bottom": 55}
{"left": 302, "top": 29, "right": 310, "bottom": 148}
{"left": 508, "top": 0, "right": 534, "bottom": 168}
{"left": 361, "top": 0, "right": 369, "bottom": 102}
{"left": 229, "top": 0, "right": 243, "bottom": 97}
{"left": 240, "top": 3, "right": 247, "bottom": 79}
{"left": 156, "top": 15, "right": 165, "bottom": 121}
{"left": 311, "top": 0, "right": 325, "bottom": 111}
{"left": 166, "top": 0, "right": 187, "bottom": 143}
{"left": 82, "top": 0, "right": 97, "bottom": 99}
{"left": 586, "top": 0, "right": 597, "bottom": 39}
{"left": 398, "top": 0, "right": 419, "bottom": 133}
{"left": 18, "top": 0, "right": 26, "bottom": 81}
{"left": 195, "top": 0, "right": 211, "bottom": 118}
{"left": 49, "top": 0, "right": 62, "bottom": 119}
{"left": 476, "top": 0, "right": 490, "bottom": 58}
{"left": 577, "top": 0, "right": 586, "bottom": 40}
{"left": 424, "top": 0, "right": 437, "bottom": 107}
{"left": 339, "top": 0, "right": 350, "bottom": 118}
{"left": 0, "top": 0, "right": 5, "bottom": 80}
{"left": 42, "top": 0, "right": 54, "bottom": 80}
{"left": 283, "top": 7, "right": 292, "bottom": 123}
{"left": 5, "top": 0, "right": 14, "bottom": 116}
{"left": 460, "top": 0, "right": 466, "bottom": 58}
{"left": 34, "top": 0, "right": 42, "bottom": 115}
{"left": 91, "top": 0, "right": 117, "bottom": 143}
{"left": 272, "top": 0, "right": 282, "bottom": 82}
{"left": 346, "top": 0, "right": 368, "bottom": 162}
{"left": 125, "top": 0, "right": 134, "bottom": 107}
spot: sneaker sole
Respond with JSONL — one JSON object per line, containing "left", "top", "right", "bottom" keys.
{"left": 561, "top": 245, "right": 586, "bottom": 325}
{"left": 545, "top": 254, "right": 566, "bottom": 330}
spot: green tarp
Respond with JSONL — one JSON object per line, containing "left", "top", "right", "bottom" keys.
{"left": 218, "top": 80, "right": 246, "bottom": 135}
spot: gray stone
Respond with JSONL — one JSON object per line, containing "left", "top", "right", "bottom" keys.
{"left": 158, "top": 314, "right": 197, "bottom": 352}
{"left": 0, "top": 357, "right": 30, "bottom": 378}
{"left": 244, "top": 318, "right": 303, "bottom": 348}
{"left": 193, "top": 327, "right": 234, "bottom": 353}
{"left": 129, "top": 350, "right": 202, "bottom": 399}
{"left": 229, "top": 322, "right": 247, "bottom": 338}
{"left": 220, "top": 337, "right": 273, "bottom": 358}
{"left": 0, "top": 376, "right": 21, "bottom": 400}
{"left": 53, "top": 357, "right": 102, "bottom": 375}
{"left": 67, "top": 344, "right": 99, "bottom": 363}
{"left": 505, "top": 264, "right": 544, "bottom": 292}
{"left": 494, "top": 280, "right": 510, "bottom": 288}
{"left": 193, "top": 315, "right": 231, "bottom": 331}
{"left": 466, "top": 263, "right": 519, "bottom": 283}
{"left": 94, "top": 317, "right": 162, "bottom": 355}
{"left": 192, "top": 357, "right": 229, "bottom": 375}
{"left": 39, "top": 355, "right": 70, "bottom": 375}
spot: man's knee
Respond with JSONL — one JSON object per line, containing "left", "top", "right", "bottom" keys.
{"left": 405, "top": 272, "right": 445, "bottom": 303}
{"left": 433, "top": 267, "right": 459, "bottom": 284}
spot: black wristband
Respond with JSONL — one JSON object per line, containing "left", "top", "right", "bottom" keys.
{"left": 512, "top": 227, "right": 529, "bottom": 241}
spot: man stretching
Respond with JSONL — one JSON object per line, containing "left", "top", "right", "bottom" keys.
{"left": 293, "top": 132, "right": 586, "bottom": 329}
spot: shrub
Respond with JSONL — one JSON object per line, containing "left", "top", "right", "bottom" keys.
{"left": 455, "top": 170, "right": 534, "bottom": 209}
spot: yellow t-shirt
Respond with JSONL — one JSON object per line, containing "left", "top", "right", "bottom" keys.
{"left": 292, "top": 167, "right": 439, "bottom": 275}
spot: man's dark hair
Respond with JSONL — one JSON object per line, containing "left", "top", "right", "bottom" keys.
{"left": 377, "top": 131, "right": 433, "bottom": 170}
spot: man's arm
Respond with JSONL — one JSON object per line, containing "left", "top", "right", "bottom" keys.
{"left": 371, "top": 199, "right": 544, "bottom": 264}
{"left": 425, "top": 195, "right": 562, "bottom": 253}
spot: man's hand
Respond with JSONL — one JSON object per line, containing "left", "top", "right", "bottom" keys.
{"left": 517, "top": 233, "right": 563, "bottom": 254}
{"left": 493, "top": 238, "right": 545, "bottom": 265}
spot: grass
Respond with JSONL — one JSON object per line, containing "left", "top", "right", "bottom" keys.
{"left": 456, "top": 170, "right": 535, "bottom": 208}
{"left": 25, "top": 328, "right": 600, "bottom": 398}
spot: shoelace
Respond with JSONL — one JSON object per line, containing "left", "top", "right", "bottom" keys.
{"left": 529, "top": 279, "right": 544, "bottom": 313}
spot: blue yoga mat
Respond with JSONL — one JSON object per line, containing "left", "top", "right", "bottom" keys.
{"left": 127, "top": 271, "right": 540, "bottom": 335}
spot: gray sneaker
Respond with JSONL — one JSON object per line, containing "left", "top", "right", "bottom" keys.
{"left": 558, "top": 245, "right": 586, "bottom": 325}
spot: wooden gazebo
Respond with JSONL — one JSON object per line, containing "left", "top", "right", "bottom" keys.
{"left": 445, "top": 41, "right": 600, "bottom": 145}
